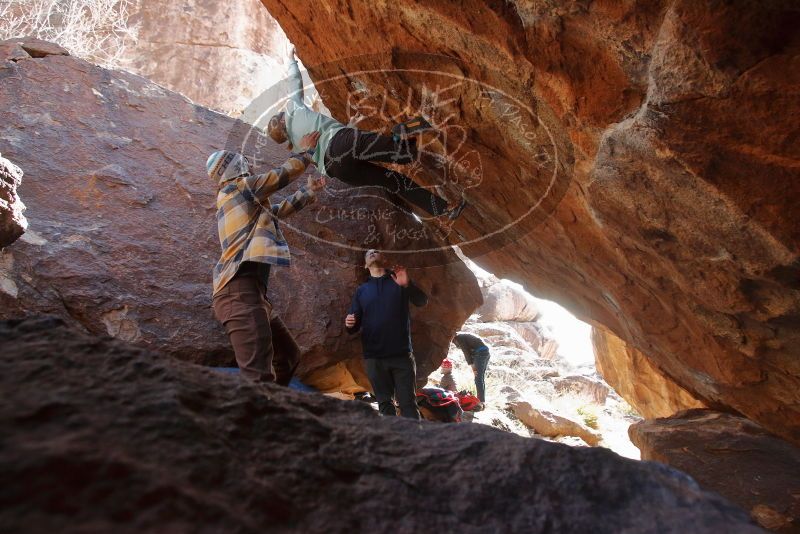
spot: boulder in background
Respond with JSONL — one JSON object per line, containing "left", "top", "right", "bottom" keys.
{"left": 508, "top": 399, "right": 602, "bottom": 447}
{"left": 631, "top": 409, "right": 800, "bottom": 533}
{"left": 0, "top": 153, "right": 26, "bottom": 249}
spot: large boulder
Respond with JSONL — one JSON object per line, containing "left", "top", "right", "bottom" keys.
{"left": 592, "top": 326, "right": 707, "bottom": 418}
{"left": 0, "top": 153, "right": 26, "bottom": 249}
{"left": 474, "top": 275, "right": 540, "bottom": 323}
{"left": 261, "top": 0, "right": 800, "bottom": 444}
{"left": 0, "top": 37, "right": 70, "bottom": 60}
{"left": 508, "top": 400, "right": 602, "bottom": 447}
{"left": 631, "top": 409, "right": 800, "bottom": 533}
{"left": 0, "top": 38, "right": 481, "bottom": 384}
{"left": 0, "top": 317, "right": 762, "bottom": 533}
{"left": 552, "top": 375, "right": 610, "bottom": 406}
{"left": 508, "top": 321, "right": 559, "bottom": 360}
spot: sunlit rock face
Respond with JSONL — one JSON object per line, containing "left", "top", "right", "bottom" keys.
{"left": 0, "top": 153, "right": 26, "bottom": 249}
{"left": 475, "top": 271, "right": 540, "bottom": 323}
{"left": 261, "top": 0, "right": 800, "bottom": 444}
{"left": 121, "top": 0, "right": 289, "bottom": 115}
{"left": 592, "top": 326, "right": 706, "bottom": 419}
{"left": 0, "top": 38, "right": 480, "bottom": 383}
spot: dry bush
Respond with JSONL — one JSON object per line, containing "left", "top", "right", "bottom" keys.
{"left": 0, "top": 0, "right": 137, "bottom": 67}
{"left": 576, "top": 405, "right": 599, "bottom": 429}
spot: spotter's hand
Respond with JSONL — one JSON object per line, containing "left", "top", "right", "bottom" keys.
{"left": 298, "top": 131, "right": 320, "bottom": 151}
{"left": 308, "top": 175, "right": 326, "bottom": 192}
{"left": 345, "top": 314, "right": 356, "bottom": 328}
{"left": 391, "top": 265, "right": 409, "bottom": 287}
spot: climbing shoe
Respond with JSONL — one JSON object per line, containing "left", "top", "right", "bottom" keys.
{"left": 392, "top": 115, "right": 434, "bottom": 141}
{"left": 447, "top": 199, "right": 468, "bottom": 221}
{"left": 355, "top": 392, "right": 377, "bottom": 403}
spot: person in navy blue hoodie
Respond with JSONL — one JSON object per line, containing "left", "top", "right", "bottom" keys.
{"left": 345, "top": 249, "right": 427, "bottom": 419}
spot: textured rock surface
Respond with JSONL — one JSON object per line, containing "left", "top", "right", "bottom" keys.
{"left": 553, "top": 374, "right": 609, "bottom": 405}
{"left": 0, "top": 317, "right": 762, "bottom": 533}
{"left": 0, "top": 37, "right": 70, "bottom": 59}
{"left": 467, "top": 322, "right": 545, "bottom": 358}
{"left": 261, "top": 0, "right": 800, "bottom": 443}
{"left": 508, "top": 321, "right": 559, "bottom": 360}
{"left": 593, "top": 326, "right": 707, "bottom": 418}
{"left": 0, "top": 153, "right": 26, "bottom": 249}
{"left": 631, "top": 409, "right": 800, "bottom": 533}
{"left": 0, "top": 39, "right": 480, "bottom": 383}
{"left": 509, "top": 399, "right": 602, "bottom": 447}
{"left": 121, "top": 0, "right": 289, "bottom": 114}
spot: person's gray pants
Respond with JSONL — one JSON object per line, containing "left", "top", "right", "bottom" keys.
{"left": 472, "top": 348, "right": 491, "bottom": 402}
{"left": 364, "top": 354, "right": 421, "bottom": 419}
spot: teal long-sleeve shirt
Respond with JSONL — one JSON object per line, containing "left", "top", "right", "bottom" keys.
{"left": 284, "top": 59, "right": 345, "bottom": 176}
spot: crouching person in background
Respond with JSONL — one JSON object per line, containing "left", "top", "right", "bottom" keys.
{"left": 208, "top": 132, "right": 325, "bottom": 384}
{"left": 453, "top": 332, "right": 491, "bottom": 404}
{"left": 345, "top": 249, "right": 426, "bottom": 420}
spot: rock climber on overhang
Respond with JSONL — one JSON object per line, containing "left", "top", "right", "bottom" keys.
{"left": 266, "top": 46, "right": 467, "bottom": 228}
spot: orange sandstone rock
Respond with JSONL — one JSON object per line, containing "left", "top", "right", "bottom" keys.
{"left": 261, "top": 0, "right": 800, "bottom": 444}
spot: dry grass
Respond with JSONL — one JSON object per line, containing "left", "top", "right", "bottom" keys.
{"left": 576, "top": 405, "right": 599, "bottom": 429}
{"left": 0, "top": 0, "right": 138, "bottom": 67}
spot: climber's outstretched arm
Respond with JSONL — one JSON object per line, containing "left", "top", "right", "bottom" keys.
{"left": 271, "top": 175, "right": 326, "bottom": 219}
{"left": 239, "top": 151, "right": 312, "bottom": 204}
{"left": 287, "top": 46, "right": 305, "bottom": 107}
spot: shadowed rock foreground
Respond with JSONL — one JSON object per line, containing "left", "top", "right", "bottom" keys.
{"left": 0, "top": 317, "right": 761, "bottom": 533}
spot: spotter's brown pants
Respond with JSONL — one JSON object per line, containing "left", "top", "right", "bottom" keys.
{"left": 212, "top": 263, "right": 299, "bottom": 384}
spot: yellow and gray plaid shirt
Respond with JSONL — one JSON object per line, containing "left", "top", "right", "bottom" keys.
{"left": 212, "top": 152, "right": 315, "bottom": 295}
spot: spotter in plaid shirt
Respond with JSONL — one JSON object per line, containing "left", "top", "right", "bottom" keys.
{"left": 207, "top": 149, "right": 316, "bottom": 294}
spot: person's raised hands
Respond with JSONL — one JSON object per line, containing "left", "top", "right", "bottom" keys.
{"left": 307, "top": 175, "right": 326, "bottom": 192}
{"left": 391, "top": 265, "right": 409, "bottom": 287}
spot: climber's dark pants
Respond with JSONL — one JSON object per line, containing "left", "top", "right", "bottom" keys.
{"left": 364, "top": 354, "right": 421, "bottom": 419}
{"left": 212, "top": 262, "right": 299, "bottom": 385}
{"left": 324, "top": 127, "right": 449, "bottom": 216}
{"left": 472, "top": 347, "right": 491, "bottom": 402}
